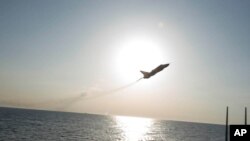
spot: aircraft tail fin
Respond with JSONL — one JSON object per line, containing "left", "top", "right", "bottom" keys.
{"left": 140, "top": 71, "right": 150, "bottom": 78}
{"left": 140, "top": 71, "right": 148, "bottom": 74}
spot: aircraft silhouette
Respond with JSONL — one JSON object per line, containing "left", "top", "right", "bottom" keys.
{"left": 140, "top": 64, "right": 170, "bottom": 79}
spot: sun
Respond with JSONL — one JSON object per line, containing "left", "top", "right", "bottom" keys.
{"left": 115, "top": 37, "right": 165, "bottom": 82}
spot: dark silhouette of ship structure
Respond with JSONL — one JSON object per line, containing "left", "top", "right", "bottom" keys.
{"left": 225, "top": 107, "right": 248, "bottom": 141}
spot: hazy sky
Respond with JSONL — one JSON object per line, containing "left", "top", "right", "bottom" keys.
{"left": 0, "top": 0, "right": 249, "bottom": 124}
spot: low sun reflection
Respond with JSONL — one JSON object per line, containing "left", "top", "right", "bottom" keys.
{"left": 115, "top": 116, "right": 153, "bottom": 141}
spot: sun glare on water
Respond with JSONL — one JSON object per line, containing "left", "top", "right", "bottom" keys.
{"left": 115, "top": 37, "right": 164, "bottom": 82}
{"left": 115, "top": 116, "right": 153, "bottom": 141}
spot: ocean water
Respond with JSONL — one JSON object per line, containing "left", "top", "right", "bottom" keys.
{"left": 0, "top": 107, "right": 225, "bottom": 141}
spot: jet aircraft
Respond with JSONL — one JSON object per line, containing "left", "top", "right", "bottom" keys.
{"left": 140, "top": 64, "right": 170, "bottom": 79}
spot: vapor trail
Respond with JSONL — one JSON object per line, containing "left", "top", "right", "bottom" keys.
{"left": 105, "top": 78, "right": 142, "bottom": 93}
{"left": 55, "top": 96, "right": 84, "bottom": 110}
{"left": 25, "top": 78, "right": 143, "bottom": 110}
{"left": 82, "top": 78, "right": 143, "bottom": 100}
